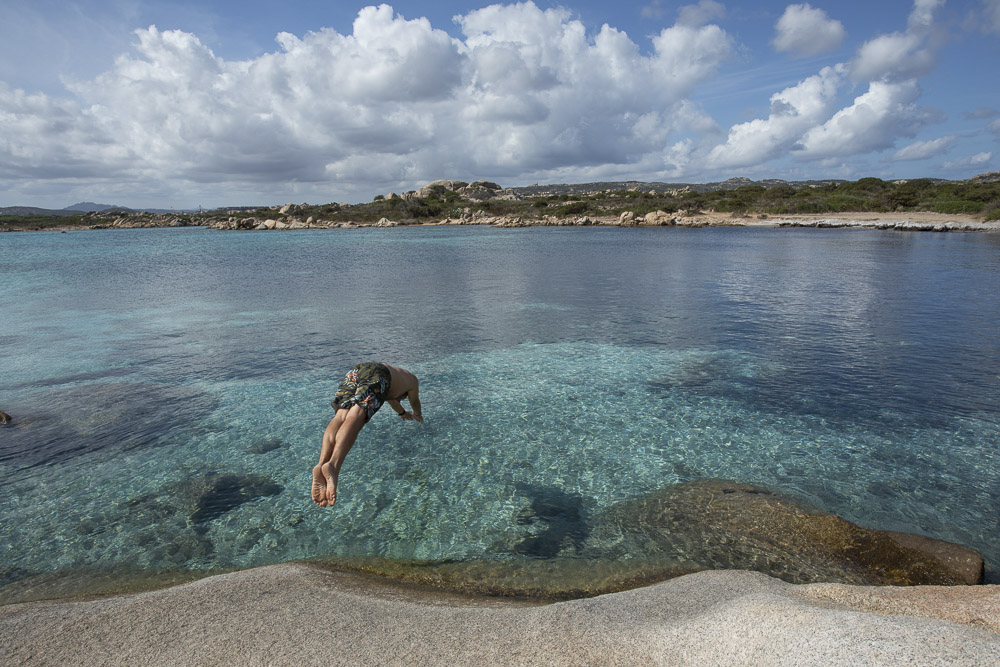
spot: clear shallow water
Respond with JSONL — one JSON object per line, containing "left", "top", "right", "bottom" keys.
{"left": 2, "top": 226, "right": 999, "bottom": 594}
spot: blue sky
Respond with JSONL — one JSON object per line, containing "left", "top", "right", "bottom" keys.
{"left": 1, "top": 0, "right": 998, "bottom": 208}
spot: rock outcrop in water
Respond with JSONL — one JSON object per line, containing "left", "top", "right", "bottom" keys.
{"left": 0, "top": 411, "right": 11, "bottom": 424}
{"left": 592, "top": 479, "right": 984, "bottom": 586}
{"left": 168, "top": 473, "right": 284, "bottom": 530}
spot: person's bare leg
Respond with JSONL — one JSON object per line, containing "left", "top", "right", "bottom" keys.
{"left": 321, "top": 405, "right": 367, "bottom": 507}
{"left": 312, "top": 410, "right": 347, "bottom": 506}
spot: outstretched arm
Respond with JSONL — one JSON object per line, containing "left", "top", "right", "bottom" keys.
{"left": 406, "top": 386, "right": 422, "bottom": 422}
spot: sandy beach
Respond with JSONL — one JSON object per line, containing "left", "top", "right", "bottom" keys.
{"left": 2, "top": 564, "right": 998, "bottom": 666}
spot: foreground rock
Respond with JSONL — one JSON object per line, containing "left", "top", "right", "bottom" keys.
{"left": 593, "top": 479, "right": 984, "bottom": 586}
{"left": 0, "top": 411, "right": 11, "bottom": 425}
{"left": 1, "top": 565, "right": 997, "bottom": 665}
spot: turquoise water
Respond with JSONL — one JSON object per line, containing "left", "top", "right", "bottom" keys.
{"left": 1, "top": 226, "right": 999, "bottom": 591}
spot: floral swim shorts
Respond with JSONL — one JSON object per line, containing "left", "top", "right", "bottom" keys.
{"left": 332, "top": 362, "right": 392, "bottom": 421}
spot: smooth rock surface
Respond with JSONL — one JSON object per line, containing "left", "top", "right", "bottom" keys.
{"left": 593, "top": 479, "right": 985, "bottom": 586}
{"left": 1, "top": 565, "right": 997, "bottom": 666}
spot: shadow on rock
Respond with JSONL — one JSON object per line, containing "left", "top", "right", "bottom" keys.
{"left": 592, "top": 479, "right": 984, "bottom": 586}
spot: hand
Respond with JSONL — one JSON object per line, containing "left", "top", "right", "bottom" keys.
{"left": 400, "top": 412, "right": 423, "bottom": 422}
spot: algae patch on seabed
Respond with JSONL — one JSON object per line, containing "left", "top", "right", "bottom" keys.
{"left": 303, "top": 556, "right": 698, "bottom": 601}
{"left": 0, "top": 566, "right": 235, "bottom": 606}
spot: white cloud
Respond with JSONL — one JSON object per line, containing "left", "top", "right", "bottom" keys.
{"left": 677, "top": 0, "right": 726, "bottom": 27}
{"left": 984, "top": 0, "right": 1000, "bottom": 33}
{"left": 892, "top": 136, "right": 955, "bottom": 160}
{"left": 942, "top": 152, "right": 992, "bottom": 169}
{"left": 0, "top": 2, "right": 736, "bottom": 205}
{"left": 796, "top": 81, "right": 929, "bottom": 157}
{"left": 701, "top": 0, "right": 946, "bottom": 170}
{"left": 989, "top": 118, "right": 1000, "bottom": 138}
{"left": 705, "top": 65, "right": 844, "bottom": 168}
{"left": 772, "top": 4, "right": 846, "bottom": 57}
{"left": 640, "top": 0, "right": 666, "bottom": 20}
{"left": 852, "top": 0, "right": 942, "bottom": 82}
{"left": 908, "top": 0, "right": 945, "bottom": 32}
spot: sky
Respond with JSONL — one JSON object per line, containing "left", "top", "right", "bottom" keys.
{"left": 1, "top": 0, "right": 999, "bottom": 209}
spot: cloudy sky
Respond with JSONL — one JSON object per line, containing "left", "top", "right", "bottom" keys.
{"left": 2, "top": 0, "right": 999, "bottom": 209}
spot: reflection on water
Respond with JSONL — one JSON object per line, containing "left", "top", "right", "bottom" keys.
{"left": 1, "top": 226, "right": 999, "bottom": 601}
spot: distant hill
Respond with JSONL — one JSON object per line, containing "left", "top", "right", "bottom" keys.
{"left": 508, "top": 177, "right": 851, "bottom": 197}
{"left": 967, "top": 171, "right": 1000, "bottom": 184}
{"left": 1, "top": 203, "right": 184, "bottom": 216}
{"left": 64, "top": 202, "right": 123, "bottom": 212}
{"left": 0, "top": 206, "right": 81, "bottom": 217}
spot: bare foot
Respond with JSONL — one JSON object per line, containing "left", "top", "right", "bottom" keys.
{"left": 321, "top": 462, "right": 339, "bottom": 507}
{"left": 312, "top": 465, "right": 328, "bottom": 506}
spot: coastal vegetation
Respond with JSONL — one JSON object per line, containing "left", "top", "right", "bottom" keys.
{"left": 2, "top": 173, "right": 998, "bottom": 231}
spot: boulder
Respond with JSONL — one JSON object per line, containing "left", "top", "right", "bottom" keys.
{"left": 261, "top": 219, "right": 277, "bottom": 230}
{"left": 592, "top": 479, "right": 984, "bottom": 586}
{"left": 0, "top": 411, "right": 11, "bottom": 424}
{"left": 415, "top": 180, "right": 469, "bottom": 198}
{"left": 374, "top": 217, "right": 398, "bottom": 227}
{"left": 642, "top": 210, "right": 675, "bottom": 226}
{"left": 247, "top": 439, "right": 285, "bottom": 455}
{"left": 160, "top": 473, "right": 283, "bottom": 530}
{"left": 273, "top": 220, "right": 290, "bottom": 230}
{"left": 619, "top": 211, "right": 637, "bottom": 226}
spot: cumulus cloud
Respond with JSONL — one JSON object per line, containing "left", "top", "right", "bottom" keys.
{"left": 852, "top": 0, "right": 942, "bottom": 82}
{"left": 0, "top": 2, "right": 736, "bottom": 203}
{"left": 705, "top": 65, "right": 844, "bottom": 168}
{"left": 892, "top": 136, "right": 955, "bottom": 160}
{"left": 701, "top": 0, "right": 946, "bottom": 171}
{"left": 772, "top": 4, "right": 846, "bottom": 57}
{"left": 796, "top": 81, "right": 930, "bottom": 157}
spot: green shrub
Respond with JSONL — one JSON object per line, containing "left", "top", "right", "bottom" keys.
{"left": 767, "top": 185, "right": 797, "bottom": 199}
{"left": 932, "top": 201, "right": 984, "bottom": 214}
{"left": 557, "top": 201, "right": 589, "bottom": 216}
{"left": 821, "top": 195, "right": 866, "bottom": 211}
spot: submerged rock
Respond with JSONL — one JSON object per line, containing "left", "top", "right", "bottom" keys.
{"left": 246, "top": 438, "right": 285, "bottom": 454}
{"left": 0, "top": 411, "right": 11, "bottom": 424}
{"left": 0, "top": 383, "right": 218, "bottom": 469}
{"left": 170, "top": 473, "right": 284, "bottom": 529}
{"left": 592, "top": 479, "right": 984, "bottom": 586}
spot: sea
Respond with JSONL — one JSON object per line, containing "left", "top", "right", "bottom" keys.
{"left": 1, "top": 224, "right": 999, "bottom": 600}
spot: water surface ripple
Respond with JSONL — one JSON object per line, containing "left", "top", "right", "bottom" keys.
{"left": 1, "top": 226, "right": 998, "bottom": 597}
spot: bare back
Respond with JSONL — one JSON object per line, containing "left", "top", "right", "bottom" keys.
{"left": 382, "top": 364, "right": 418, "bottom": 401}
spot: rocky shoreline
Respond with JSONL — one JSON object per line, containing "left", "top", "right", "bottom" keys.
{"left": 9, "top": 208, "right": 995, "bottom": 233}
{"left": 4, "top": 175, "right": 999, "bottom": 233}
{"left": 2, "top": 565, "right": 998, "bottom": 665}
